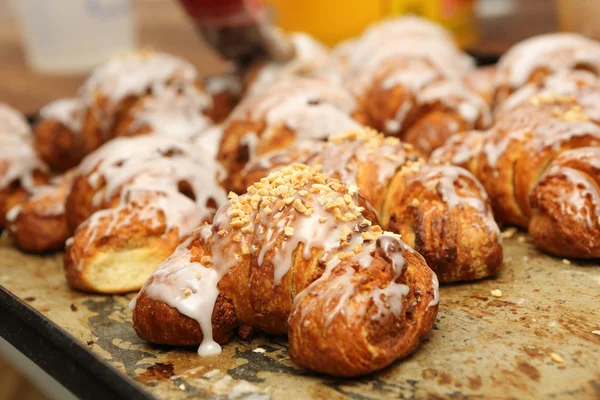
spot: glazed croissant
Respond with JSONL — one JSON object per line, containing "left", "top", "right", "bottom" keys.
{"left": 217, "top": 77, "right": 361, "bottom": 181}
{"left": 33, "top": 51, "right": 240, "bottom": 171}
{"left": 493, "top": 33, "right": 600, "bottom": 105}
{"left": 63, "top": 135, "right": 227, "bottom": 293}
{"left": 433, "top": 74, "right": 600, "bottom": 258}
{"left": 132, "top": 164, "right": 439, "bottom": 377}
{"left": 7, "top": 170, "right": 74, "bottom": 253}
{"left": 341, "top": 18, "right": 489, "bottom": 154}
{"left": 0, "top": 104, "right": 49, "bottom": 229}
{"left": 240, "top": 128, "right": 503, "bottom": 282}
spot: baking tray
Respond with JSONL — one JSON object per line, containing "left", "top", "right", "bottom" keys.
{"left": 0, "top": 232, "right": 598, "bottom": 400}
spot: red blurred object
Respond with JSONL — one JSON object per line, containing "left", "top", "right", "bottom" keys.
{"left": 177, "top": 0, "right": 266, "bottom": 27}
{"left": 177, "top": 0, "right": 291, "bottom": 69}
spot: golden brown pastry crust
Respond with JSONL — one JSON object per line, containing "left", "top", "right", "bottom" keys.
{"left": 429, "top": 130, "right": 486, "bottom": 176}
{"left": 358, "top": 68, "right": 491, "bottom": 154}
{"left": 493, "top": 33, "right": 600, "bottom": 105}
{"left": 217, "top": 78, "right": 360, "bottom": 179}
{"left": 288, "top": 247, "right": 437, "bottom": 377}
{"left": 7, "top": 171, "right": 74, "bottom": 253}
{"left": 132, "top": 165, "right": 438, "bottom": 377}
{"left": 529, "top": 147, "right": 600, "bottom": 258}
{"left": 478, "top": 98, "right": 600, "bottom": 228}
{"left": 33, "top": 99, "right": 84, "bottom": 171}
{"left": 381, "top": 162, "right": 502, "bottom": 282}
{"left": 64, "top": 205, "right": 182, "bottom": 294}
{"left": 0, "top": 170, "right": 49, "bottom": 230}
{"left": 238, "top": 129, "right": 502, "bottom": 282}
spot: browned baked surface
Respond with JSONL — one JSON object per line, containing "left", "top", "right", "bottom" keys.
{"left": 529, "top": 147, "right": 600, "bottom": 258}
{"left": 238, "top": 129, "right": 502, "bottom": 282}
{"left": 34, "top": 120, "right": 84, "bottom": 171}
{"left": 132, "top": 164, "right": 438, "bottom": 377}
{"left": 430, "top": 130, "right": 486, "bottom": 176}
{"left": 64, "top": 205, "right": 182, "bottom": 294}
{"left": 493, "top": 33, "right": 600, "bottom": 105}
{"left": 381, "top": 162, "right": 502, "bottom": 282}
{"left": 7, "top": 171, "right": 74, "bottom": 253}
{"left": 288, "top": 247, "right": 437, "bottom": 377}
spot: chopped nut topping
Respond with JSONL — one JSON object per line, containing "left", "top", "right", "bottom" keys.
{"left": 550, "top": 353, "right": 564, "bottom": 363}
{"left": 361, "top": 232, "right": 375, "bottom": 241}
{"left": 491, "top": 289, "right": 502, "bottom": 297}
{"left": 284, "top": 226, "right": 294, "bottom": 236}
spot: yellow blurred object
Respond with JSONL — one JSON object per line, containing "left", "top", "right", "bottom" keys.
{"left": 557, "top": 0, "right": 600, "bottom": 41}
{"left": 265, "top": 0, "right": 476, "bottom": 47}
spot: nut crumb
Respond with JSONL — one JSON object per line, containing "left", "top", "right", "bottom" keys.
{"left": 491, "top": 289, "right": 502, "bottom": 297}
{"left": 561, "top": 259, "right": 571, "bottom": 265}
{"left": 550, "top": 353, "right": 564, "bottom": 363}
{"left": 591, "top": 330, "right": 600, "bottom": 336}
{"left": 501, "top": 227, "right": 517, "bottom": 238}
{"left": 253, "top": 348, "right": 266, "bottom": 353}
{"left": 179, "top": 384, "right": 186, "bottom": 390}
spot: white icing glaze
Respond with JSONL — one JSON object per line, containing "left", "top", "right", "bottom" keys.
{"left": 346, "top": 39, "right": 473, "bottom": 97}
{"left": 293, "top": 234, "right": 413, "bottom": 328}
{"left": 427, "top": 272, "right": 440, "bottom": 309}
{"left": 129, "top": 83, "right": 213, "bottom": 140}
{"left": 340, "top": 16, "right": 464, "bottom": 74}
{"left": 430, "top": 131, "right": 484, "bottom": 166}
{"left": 497, "top": 33, "right": 600, "bottom": 89}
{"left": 0, "top": 134, "right": 47, "bottom": 191}
{"left": 317, "top": 130, "right": 418, "bottom": 187}
{"left": 231, "top": 78, "right": 356, "bottom": 123}
{"left": 0, "top": 103, "right": 31, "bottom": 137}
{"left": 203, "top": 74, "right": 242, "bottom": 95}
{"left": 80, "top": 51, "right": 197, "bottom": 106}
{"left": 409, "top": 164, "right": 500, "bottom": 238}
{"left": 546, "top": 166, "right": 600, "bottom": 229}
{"left": 191, "top": 125, "right": 223, "bottom": 161}
{"left": 40, "top": 98, "right": 83, "bottom": 133}
{"left": 416, "top": 80, "right": 492, "bottom": 126}
{"left": 137, "top": 165, "right": 429, "bottom": 355}
{"left": 77, "top": 136, "right": 226, "bottom": 237}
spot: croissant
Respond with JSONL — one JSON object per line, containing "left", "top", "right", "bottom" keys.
{"left": 240, "top": 128, "right": 503, "bottom": 282}
{"left": 435, "top": 73, "right": 600, "bottom": 258}
{"left": 494, "top": 33, "right": 600, "bottom": 105}
{"left": 478, "top": 97, "right": 600, "bottom": 228}
{"left": 33, "top": 99, "right": 85, "bottom": 171}
{"left": 341, "top": 21, "right": 488, "bottom": 154}
{"left": 333, "top": 16, "right": 461, "bottom": 73}
{"left": 6, "top": 170, "right": 74, "bottom": 253}
{"left": 217, "top": 77, "right": 361, "bottom": 181}
{"left": 64, "top": 135, "right": 227, "bottom": 293}
{"left": 529, "top": 147, "right": 600, "bottom": 258}
{"left": 0, "top": 106, "right": 49, "bottom": 229}
{"left": 132, "top": 164, "right": 439, "bottom": 377}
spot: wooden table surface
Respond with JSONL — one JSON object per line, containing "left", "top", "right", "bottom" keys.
{"left": 0, "top": 0, "right": 226, "bottom": 115}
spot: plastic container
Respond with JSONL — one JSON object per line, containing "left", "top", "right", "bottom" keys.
{"left": 10, "top": 0, "right": 136, "bottom": 74}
